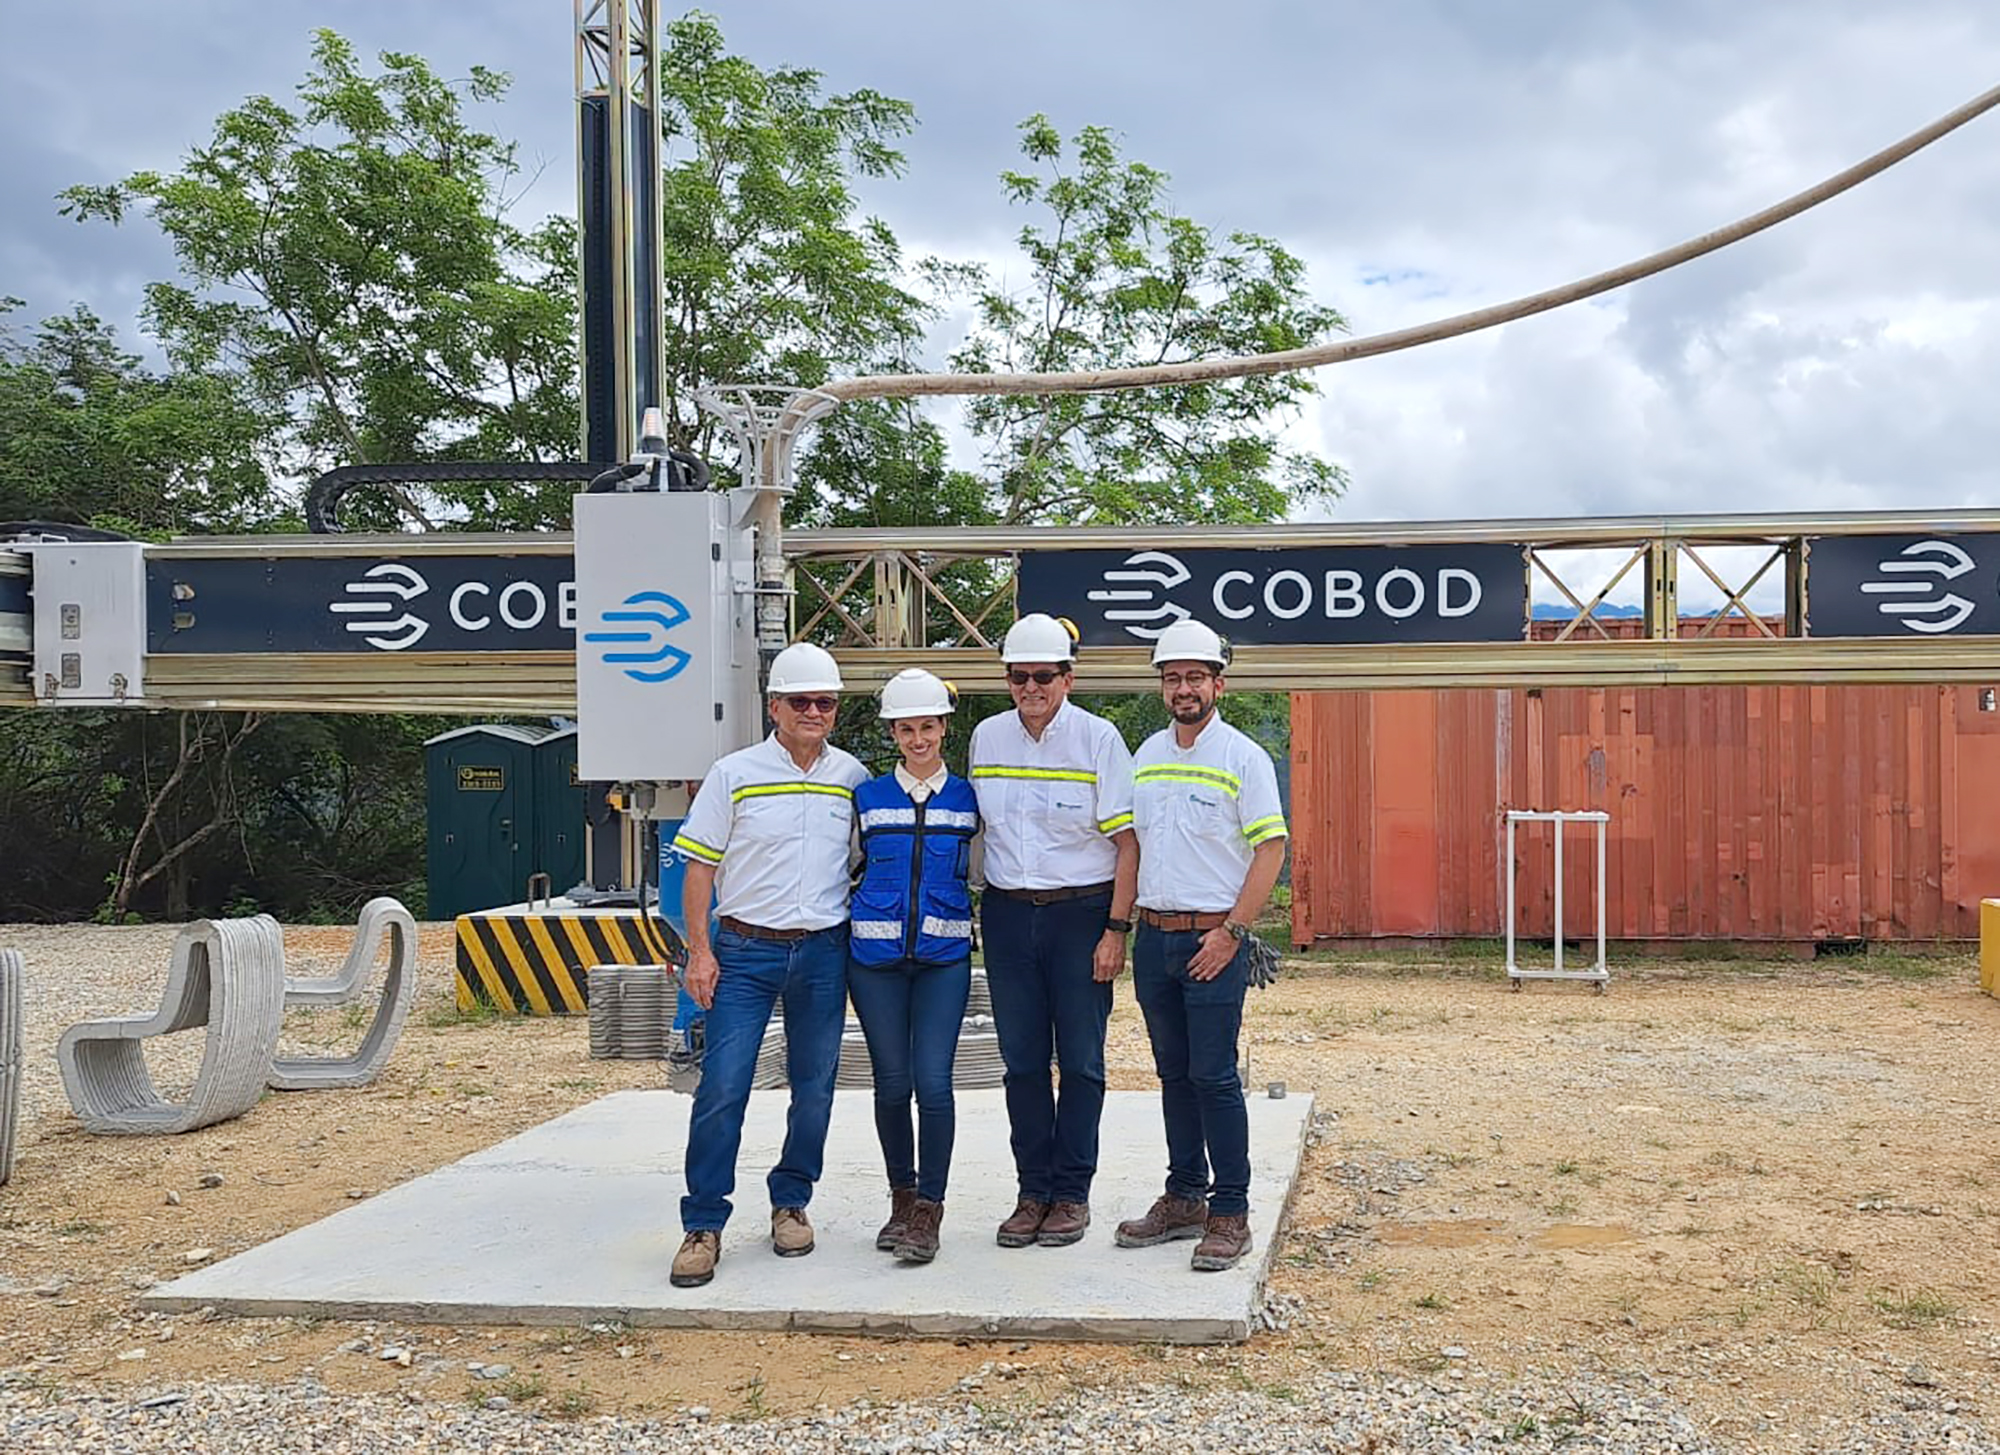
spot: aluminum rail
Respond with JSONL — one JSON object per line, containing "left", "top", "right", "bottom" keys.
{"left": 129, "top": 506, "right": 2000, "bottom": 558}
{"left": 13, "top": 507, "right": 2000, "bottom": 711}
{"left": 128, "top": 637, "right": 2000, "bottom": 714}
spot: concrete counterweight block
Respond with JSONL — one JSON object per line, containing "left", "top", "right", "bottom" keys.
{"left": 57, "top": 916, "right": 286, "bottom": 1135}
{"left": 269, "top": 898, "right": 418, "bottom": 1091}
{"left": 1, "top": 949, "right": 23, "bottom": 1182}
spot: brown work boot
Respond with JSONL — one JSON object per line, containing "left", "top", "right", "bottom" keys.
{"left": 1115, "top": 1193, "right": 1209, "bottom": 1248}
{"left": 1191, "top": 1213, "right": 1253, "bottom": 1272}
{"left": 771, "top": 1206, "right": 815, "bottom": 1258}
{"left": 670, "top": 1230, "right": 720, "bottom": 1288}
{"left": 876, "top": 1187, "right": 919, "bottom": 1252}
{"left": 995, "top": 1196, "right": 1048, "bottom": 1248}
{"left": 893, "top": 1198, "right": 944, "bottom": 1264}
{"left": 1036, "top": 1200, "right": 1091, "bottom": 1246}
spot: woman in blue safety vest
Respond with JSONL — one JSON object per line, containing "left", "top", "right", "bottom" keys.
{"left": 848, "top": 667, "right": 980, "bottom": 1264}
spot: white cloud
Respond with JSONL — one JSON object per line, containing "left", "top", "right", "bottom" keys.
{"left": 6, "top": 0, "right": 2000, "bottom": 534}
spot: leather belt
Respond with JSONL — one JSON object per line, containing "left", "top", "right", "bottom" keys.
{"left": 719, "top": 915, "right": 814, "bottom": 942}
{"left": 985, "top": 881, "right": 1113, "bottom": 905}
{"left": 1137, "top": 908, "right": 1231, "bottom": 933}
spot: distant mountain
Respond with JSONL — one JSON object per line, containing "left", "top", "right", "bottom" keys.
{"left": 1530, "top": 602, "right": 1645, "bottom": 620}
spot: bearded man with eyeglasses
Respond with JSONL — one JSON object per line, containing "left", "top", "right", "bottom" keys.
{"left": 1113, "top": 619, "right": 1287, "bottom": 1273}
{"left": 968, "top": 612, "right": 1138, "bottom": 1251}
{"left": 666, "top": 641, "right": 868, "bottom": 1289}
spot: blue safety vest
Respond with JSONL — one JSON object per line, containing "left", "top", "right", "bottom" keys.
{"left": 850, "top": 774, "right": 980, "bottom": 966}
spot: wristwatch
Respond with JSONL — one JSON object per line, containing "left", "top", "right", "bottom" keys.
{"left": 1104, "top": 917, "right": 1132, "bottom": 935}
{"left": 1223, "top": 919, "right": 1250, "bottom": 942}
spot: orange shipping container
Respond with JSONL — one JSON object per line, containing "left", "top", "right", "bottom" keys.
{"left": 1289, "top": 680, "right": 2000, "bottom": 948}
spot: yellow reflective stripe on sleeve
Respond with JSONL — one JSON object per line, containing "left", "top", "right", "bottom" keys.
{"left": 671, "top": 834, "right": 725, "bottom": 864}
{"left": 1242, "top": 814, "right": 1289, "bottom": 845}
{"left": 1098, "top": 812, "right": 1134, "bottom": 834}
{"left": 970, "top": 766, "right": 1099, "bottom": 784}
{"left": 729, "top": 782, "right": 856, "bottom": 803}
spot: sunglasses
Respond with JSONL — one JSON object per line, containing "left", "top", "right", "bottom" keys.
{"left": 782, "top": 695, "right": 839, "bottom": 715}
{"left": 1006, "top": 668, "right": 1067, "bottom": 687}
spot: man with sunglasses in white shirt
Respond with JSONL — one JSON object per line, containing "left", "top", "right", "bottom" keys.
{"left": 666, "top": 642, "right": 868, "bottom": 1288}
{"left": 1115, "top": 619, "right": 1286, "bottom": 1272}
{"left": 968, "top": 613, "right": 1138, "bottom": 1250}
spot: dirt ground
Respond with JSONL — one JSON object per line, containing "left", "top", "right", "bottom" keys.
{"left": 3, "top": 926, "right": 1997, "bottom": 1446}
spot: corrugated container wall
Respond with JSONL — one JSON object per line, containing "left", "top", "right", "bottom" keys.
{"left": 1289, "top": 678, "right": 2000, "bottom": 947}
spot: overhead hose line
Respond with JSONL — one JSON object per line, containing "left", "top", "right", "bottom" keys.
{"left": 807, "top": 81, "right": 2000, "bottom": 412}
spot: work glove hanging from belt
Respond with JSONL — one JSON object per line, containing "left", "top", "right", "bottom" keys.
{"left": 1244, "top": 932, "right": 1283, "bottom": 989}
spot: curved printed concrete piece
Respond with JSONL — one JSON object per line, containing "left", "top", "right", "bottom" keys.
{"left": 269, "top": 898, "right": 418, "bottom": 1091}
{"left": 1, "top": 949, "right": 23, "bottom": 1182}
{"left": 57, "top": 916, "right": 286, "bottom": 1135}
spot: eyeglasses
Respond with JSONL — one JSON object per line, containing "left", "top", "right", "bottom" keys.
{"left": 1160, "top": 670, "right": 1215, "bottom": 689}
{"left": 782, "top": 695, "right": 838, "bottom": 715}
{"left": 1006, "top": 668, "right": 1067, "bottom": 687}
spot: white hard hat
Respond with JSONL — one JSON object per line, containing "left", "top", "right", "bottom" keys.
{"left": 878, "top": 667, "right": 957, "bottom": 720}
{"left": 1000, "top": 613, "right": 1080, "bottom": 664}
{"left": 767, "top": 642, "right": 844, "bottom": 694}
{"left": 1150, "top": 619, "right": 1231, "bottom": 669}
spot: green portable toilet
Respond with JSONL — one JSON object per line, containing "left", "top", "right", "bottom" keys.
{"left": 425, "top": 725, "right": 548, "bottom": 918}
{"left": 533, "top": 727, "right": 587, "bottom": 898}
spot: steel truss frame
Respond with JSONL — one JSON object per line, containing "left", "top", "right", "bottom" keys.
{"left": 9, "top": 508, "right": 2000, "bottom": 713}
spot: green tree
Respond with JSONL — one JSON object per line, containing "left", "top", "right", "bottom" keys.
{"left": 948, "top": 115, "right": 1349, "bottom": 526}
{"left": 60, "top": 31, "right": 578, "bottom": 530}
{"left": 655, "top": 11, "right": 930, "bottom": 459}
{"left": 0, "top": 303, "right": 277, "bottom": 533}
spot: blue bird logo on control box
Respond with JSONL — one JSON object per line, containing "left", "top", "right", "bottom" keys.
{"left": 583, "top": 591, "right": 692, "bottom": 682}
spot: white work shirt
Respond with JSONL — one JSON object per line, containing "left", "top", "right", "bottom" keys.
{"left": 970, "top": 700, "right": 1134, "bottom": 891}
{"left": 894, "top": 763, "right": 948, "bottom": 801}
{"left": 671, "top": 734, "right": 868, "bottom": 930}
{"left": 1133, "top": 712, "right": 1288, "bottom": 914}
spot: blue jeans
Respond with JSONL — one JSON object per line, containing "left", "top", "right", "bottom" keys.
{"left": 980, "top": 891, "right": 1113, "bottom": 1203}
{"left": 680, "top": 921, "right": 848, "bottom": 1232}
{"left": 846, "top": 955, "right": 971, "bottom": 1202}
{"left": 1132, "top": 924, "right": 1251, "bottom": 1216}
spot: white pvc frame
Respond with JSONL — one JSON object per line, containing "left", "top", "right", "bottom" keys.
{"left": 1504, "top": 810, "right": 1610, "bottom": 991}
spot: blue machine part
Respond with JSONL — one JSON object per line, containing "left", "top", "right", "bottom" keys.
{"left": 658, "top": 819, "right": 706, "bottom": 1032}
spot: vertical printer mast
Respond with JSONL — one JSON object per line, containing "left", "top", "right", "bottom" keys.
{"left": 575, "top": 0, "right": 664, "bottom": 464}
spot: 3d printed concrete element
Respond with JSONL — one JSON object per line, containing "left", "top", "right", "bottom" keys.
{"left": 589, "top": 963, "right": 786, "bottom": 1086}
{"left": 57, "top": 916, "right": 286, "bottom": 1134}
{"left": 269, "top": 897, "right": 418, "bottom": 1091}
{"left": 1, "top": 949, "right": 23, "bottom": 1183}
{"left": 587, "top": 964, "right": 674, "bottom": 1059}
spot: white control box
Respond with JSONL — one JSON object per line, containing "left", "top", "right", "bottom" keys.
{"left": 23, "top": 542, "right": 148, "bottom": 705}
{"left": 573, "top": 490, "right": 759, "bottom": 782}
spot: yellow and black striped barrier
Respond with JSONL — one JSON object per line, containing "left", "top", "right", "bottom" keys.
{"left": 454, "top": 907, "right": 684, "bottom": 1015}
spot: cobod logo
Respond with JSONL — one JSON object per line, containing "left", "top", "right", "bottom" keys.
{"left": 1085, "top": 550, "right": 1484, "bottom": 643}
{"left": 584, "top": 590, "right": 692, "bottom": 682}
{"left": 328, "top": 564, "right": 578, "bottom": 652}
{"left": 1859, "top": 540, "right": 1976, "bottom": 634}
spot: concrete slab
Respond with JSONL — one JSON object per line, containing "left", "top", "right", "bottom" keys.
{"left": 142, "top": 1089, "right": 1312, "bottom": 1343}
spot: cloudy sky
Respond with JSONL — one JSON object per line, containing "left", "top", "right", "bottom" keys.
{"left": 6, "top": 2, "right": 1999, "bottom": 606}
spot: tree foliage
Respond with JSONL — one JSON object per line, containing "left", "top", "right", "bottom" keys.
{"left": 655, "top": 12, "right": 931, "bottom": 459}
{"left": 948, "top": 115, "right": 1348, "bottom": 526}
{"left": 0, "top": 303, "right": 277, "bottom": 533}
{"left": 59, "top": 31, "right": 578, "bottom": 529}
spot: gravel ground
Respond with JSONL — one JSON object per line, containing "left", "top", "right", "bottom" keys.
{"left": 1, "top": 1368, "right": 1724, "bottom": 1453}
{"left": 7, "top": 922, "right": 2000, "bottom": 1452}
{"left": 7, "top": 1364, "right": 1999, "bottom": 1454}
